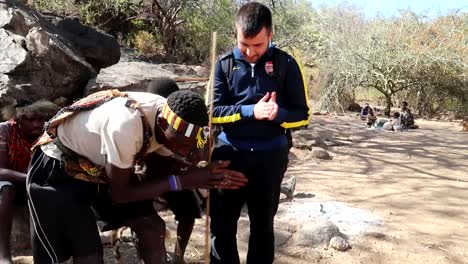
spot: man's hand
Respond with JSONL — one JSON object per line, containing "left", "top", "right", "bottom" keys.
{"left": 254, "top": 92, "right": 279, "bottom": 120}
{"left": 267, "top": 92, "right": 278, "bottom": 120}
{"left": 180, "top": 160, "right": 247, "bottom": 190}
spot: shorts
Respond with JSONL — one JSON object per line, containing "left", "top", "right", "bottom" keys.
{"left": 162, "top": 189, "right": 204, "bottom": 222}
{"left": 93, "top": 189, "right": 156, "bottom": 231}
{"left": 27, "top": 148, "right": 157, "bottom": 263}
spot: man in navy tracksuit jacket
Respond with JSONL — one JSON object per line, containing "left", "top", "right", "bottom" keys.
{"left": 210, "top": 3, "right": 310, "bottom": 263}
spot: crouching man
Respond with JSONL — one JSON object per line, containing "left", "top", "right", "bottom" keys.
{"left": 27, "top": 90, "right": 247, "bottom": 264}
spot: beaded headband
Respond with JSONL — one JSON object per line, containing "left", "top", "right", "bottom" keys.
{"left": 161, "top": 103, "right": 208, "bottom": 149}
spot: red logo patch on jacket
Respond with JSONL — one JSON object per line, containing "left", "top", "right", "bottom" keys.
{"left": 265, "top": 61, "right": 274, "bottom": 75}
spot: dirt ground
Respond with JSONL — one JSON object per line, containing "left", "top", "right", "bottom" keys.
{"left": 13, "top": 114, "right": 468, "bottom": 264}
{"left": 280, "top": 115, "right": 468, "bottom": 264}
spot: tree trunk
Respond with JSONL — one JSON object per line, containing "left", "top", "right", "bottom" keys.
{"left": 385, "top": 94, "right": 392, "bottom": 116}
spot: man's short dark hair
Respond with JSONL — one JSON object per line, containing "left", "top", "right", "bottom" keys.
{"left": 235, "top": 2, "right": 272, "bottom": 38}
{"left": 166, "top": 90, "right": 208, "bottom": 127}
{"left": 147, "top": 77, "right": 180, "bottom": 98}
{"left": 402, "top": 101, "right": 408, "bottom": 107}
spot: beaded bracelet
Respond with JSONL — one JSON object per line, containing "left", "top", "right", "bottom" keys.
{"left": 168, "top": 175, "right": 181, "bottom": 191}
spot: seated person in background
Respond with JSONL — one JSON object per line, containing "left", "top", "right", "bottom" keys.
{"left": 147, "top": 77, "right": 181, "bottom": 98}
{"left": 366, "top": 112, "right": 377, "bottom": 128}
{"left": 360, "top": 103, "right": 374, "bottom": 120}
{"left": 401, "top": 101, "right": 417, "bottom": 129}
{"left": 462, "top": 116, "right": 468, "bottom": 132}
{"left": 383, "top": 112, "right": 402, "bottom": 131}
{"left": 0, "top": 99, "right": 58, "bottom": 264}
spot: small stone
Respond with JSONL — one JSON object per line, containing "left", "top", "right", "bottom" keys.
{"left": 329, "top": 236, "right": 351, "bottom": 251}
{"left": 312, "top": 147, "right": 331, "bottom": 159}
{"left": 291, "top": 219, "right": 342, "bottom": 247}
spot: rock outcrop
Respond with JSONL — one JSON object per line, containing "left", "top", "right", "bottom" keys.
{"left": 84, "top": 60, "right": 208, "bottom": 96}
{"left": 0, "top": 0, "right": 119, "bottom": 108}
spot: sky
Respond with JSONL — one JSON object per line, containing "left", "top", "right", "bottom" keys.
{"left": 309, "top": 0, "right": 467, "bottom": 17}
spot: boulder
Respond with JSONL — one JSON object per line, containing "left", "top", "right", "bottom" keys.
{"left": 46, "top": 16, "right": 120, "bottom": 71}
{"left": 348, "top": 102, "right": 361, "bottom": 112}
{"left": 290, "top": 218, "right": 344, "bottom": 248}
{"left": 291, "top": 130, "right": 324, "bottom": 149}
{"left": 0, "top": 1, "right": 40, "bottom": 36}
{"left": 85, "top": 61, "right": 208, "bottom": 96}
{"left": 0, "top": 0, "right": 97, "bottom": 105}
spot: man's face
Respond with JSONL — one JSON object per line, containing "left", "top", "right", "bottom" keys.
{"left": 236, "top": 26, "right": 272, "bottom": 63}
{"left": 156, "top": 116, "right": 207, "bottom": 165}
{"left": 162, "top": 128, "right": 196, "bottom": 158}
{"left": 17, "top": 113, "right": 45, "bottom": 141}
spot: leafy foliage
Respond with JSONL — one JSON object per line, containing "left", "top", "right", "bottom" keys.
{"left": 31, "top": 0, "right": 467, "bottom": 117}
{"left": 314, "top": 3, "right": 467, "bottom": 116}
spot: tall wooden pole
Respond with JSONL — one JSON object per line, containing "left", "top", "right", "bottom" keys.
{"left": 205, "top": 31, "right": 217, "bottom": 264}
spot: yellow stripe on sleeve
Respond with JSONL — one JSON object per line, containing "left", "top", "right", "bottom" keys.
{"left": 281, "top": 119, "right": 310, "bottom": 129}
{"left": 280, "top": 55, "right": 311, "bottom": 129}
{"left": 212, "top": 113, "right": 241, "bottom": 124}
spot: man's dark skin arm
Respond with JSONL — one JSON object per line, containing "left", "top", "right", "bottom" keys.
{"left": 106, "top": 160, "right": 247, "bottom": 204}
{"left": 0, "top": 150, "right": 26, "bottom": 185}
{"left": 106, "top": 164, "right": 172, "bottom": 204}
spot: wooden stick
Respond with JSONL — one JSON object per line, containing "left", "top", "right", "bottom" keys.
{"left": 174, "top": 76, "right": 209, "bottom": 82}
{"left": 205, "top": 31, "right": 217, "bottom": 264}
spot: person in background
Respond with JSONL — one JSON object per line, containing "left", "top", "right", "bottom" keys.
{"left": 401, "top": 101, "right": 417, "bottom": 129}
{"left": 360, "top": 103, "right": 374, "bottom": 121}
{"left": 0, "top": 99, "right": 58, "bottom": 264}
{"left": 383, "top": 112, "right": 402, "bottom": 131}
{"left": 461, "top": 116, "right": 468, "bottom": 132}
{"left": 366, "top": 111, "right": 377, "bottom": 128}
{"left": 147, "top": 77, "right": 181, "bottom": 98}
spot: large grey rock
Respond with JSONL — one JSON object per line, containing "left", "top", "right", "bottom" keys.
{"left": 0, "top": 0, "right": 97, "bottom": 105}
{"left": 290, "top": 219, "right": 343, "bottom": 247}
{"left": 0, "top": 28, "right": 27, "bottom": 73}
{"left": 348, "top": 102, "right": 361, "bottom": 112}
{"left": 48, "top": 17, "right": 120, "bottom": 71}
{"left": 85, "top": 61, "right": 208, "bottom": 96}
{"left": 0, "top": 1, "right": 39, "bottom": 36}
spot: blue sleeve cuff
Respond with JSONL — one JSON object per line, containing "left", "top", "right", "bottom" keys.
{"left": 240, "top": 105, "right": 255, "bottom": 119}
{"left": 274, "top": 108, "right": 288, "bottom": 123}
